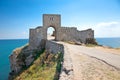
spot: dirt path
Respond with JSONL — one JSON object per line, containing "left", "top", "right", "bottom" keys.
{"left": 59, "top": 42, "right": 120, "bottom": 80}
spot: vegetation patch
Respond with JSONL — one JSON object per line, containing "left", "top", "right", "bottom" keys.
{"left": 85, "top": 44, "right": 97, "bottom": 47}
{"left": 115, "top": 48, "right": 120, "bottom": 50}
{"left": 14, "top": 51, "right": 63, "bottom": 80}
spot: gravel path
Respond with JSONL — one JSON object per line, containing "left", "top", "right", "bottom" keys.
{"left": 65, "top": 44, "right": 120, "bottom": 69}
{"left": 59, "top": 42, "right": 120, "bottom": 80}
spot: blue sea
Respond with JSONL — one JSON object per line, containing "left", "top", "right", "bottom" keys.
{"left": 96, "top": 38, "right": 120, "bottom": 48}
{"left": 0, "top": 39, "right": 28, "bottom": 80}
{"left": 0, "top": 38, "right": 120, "bottom": 80}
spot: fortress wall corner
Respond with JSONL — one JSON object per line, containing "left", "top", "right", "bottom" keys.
{"left": 77, "top": 29, "right": 94, "bottom": 43}
{"left": 29, "top": 27, "right": 45, "bottom": 49}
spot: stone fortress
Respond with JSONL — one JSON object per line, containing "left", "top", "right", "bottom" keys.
{"left": 9, "top": 14, "right": 95, "bottom": 79}
{"left": 29, "top": 14, "right": 94, "bottom": 49}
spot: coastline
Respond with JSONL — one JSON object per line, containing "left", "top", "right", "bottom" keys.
{"left": 94, "top": 45, "right": 120, "bottom": 55}
{"left": 96, "top": 37, "right": 120, "bottom": 48}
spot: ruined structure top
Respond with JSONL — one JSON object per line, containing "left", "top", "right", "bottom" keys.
{"left": 29, "top": 14, "right": 94, "bottom": 49}
{"left": 43, "top": 14, "right": 61, "bottom": 28}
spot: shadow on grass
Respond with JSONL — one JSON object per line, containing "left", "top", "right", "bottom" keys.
{"left": 53, "top": 52, "right": 64, "bottom": 80}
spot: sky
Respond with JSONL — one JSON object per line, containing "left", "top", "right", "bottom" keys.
{"left": 0, "top": 0, "right": 120, "bottom": 39}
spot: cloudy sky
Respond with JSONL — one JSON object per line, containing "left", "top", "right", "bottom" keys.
{"left": 0, "top": 0, "right": 120, "bottom": 39}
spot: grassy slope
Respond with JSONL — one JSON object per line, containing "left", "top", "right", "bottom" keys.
{"left": 14, "top": 51, "right": 63, "bottom": 80}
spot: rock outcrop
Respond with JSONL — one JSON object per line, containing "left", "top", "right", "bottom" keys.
{"left": 9, "top": 40, "right": 64, "bottom": 80}
{"left": 9, "top": 44, "right": 39, "bottom": 79}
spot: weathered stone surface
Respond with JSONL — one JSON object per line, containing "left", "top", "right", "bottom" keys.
{"left": 25, "top": 54, "right": 34, "bottom": 66}
{"left": 46, "top": 40, "right": 64, "bottom": 54}
{"left": 9, "top": 52, "right": 22, "bottom": 74}
{"left": 29, "top": 14, "right": 95, "bottom": 49}
{"left": 9, "top": 44, "right": 37, "bottom": 77}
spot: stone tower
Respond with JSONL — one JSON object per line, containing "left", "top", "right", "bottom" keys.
{"left": 43, "top": 14, "right": 61, "bottom": 40}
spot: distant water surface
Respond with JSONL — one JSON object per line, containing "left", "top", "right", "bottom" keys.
{"left": 96, "top": 38, "right": 120, "bottom": 48}
{"left": 0, "top": 39, "right": 28, "bottom": 80}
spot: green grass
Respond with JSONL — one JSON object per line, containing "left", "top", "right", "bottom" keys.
{"left": 116, "top": 48, "right": 120, "bottom": 49}
{"left": 85, "top": 44, "right": 97, "bottom": 47}
{"left": 14, "top": 51, "right": 63, "bottom": 80}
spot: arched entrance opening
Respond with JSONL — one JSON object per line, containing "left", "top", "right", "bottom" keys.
{"left": 47, "top": 27, "right": 56, "bottom": 40}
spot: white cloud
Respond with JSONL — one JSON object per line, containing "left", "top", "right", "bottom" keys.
{"left": 19, "top": 31, "right": 29, "bottom": 39}
{"left": 76, "top": 21, "right": 120, "bottom": 38}
{"left": 22, "top": 32, "right": 28, "bottom": 35}
{"left": 96, "top": 22, "right": 119, "bottom": 27}
{"left": 94, "top": 21, "right": 120, "bottom": 37}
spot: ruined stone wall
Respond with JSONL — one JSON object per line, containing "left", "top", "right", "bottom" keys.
{"left": 56, "top": 27, "right": 94, "bottom": 43}
{"left": 76, "top": 29, "right": 94, "bottom": 43}
{"left": 29, "top": 26, "right": 45, "bottom": 49}
{"left": 58, "top": 27, "right": 77, "bottom": 41}
{"left": 45, "top": 41, "right": 64, "bottom": 54}
{"left": 29, "top": 26, "right": 94, "bottom": 49}
{"left": 29, "top": 14, "right": 95, "bottom": 49}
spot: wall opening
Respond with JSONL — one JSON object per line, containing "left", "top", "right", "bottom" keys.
{"left": 47, "top": 27, "right": 56, "bottom": 40}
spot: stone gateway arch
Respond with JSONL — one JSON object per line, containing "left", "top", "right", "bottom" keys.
{"left": 29, "top": 14, "right": 94, "bottom": 49}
